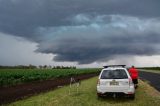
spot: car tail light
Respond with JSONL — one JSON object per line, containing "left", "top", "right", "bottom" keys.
{"left": 129, "top": 78, "right": 133, "bottom": 86}
{"left": 127, "top": 92, "right": 134, "bottom": 94}
{"left": 97, "top": 79, "right": 100, "bottom": 85}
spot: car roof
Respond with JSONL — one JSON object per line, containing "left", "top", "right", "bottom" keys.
{"left": 102, "top": 67, "right": 127, "bottom": 71}
{"left": 103, "top": 65, "right": 126, "bottom": 68}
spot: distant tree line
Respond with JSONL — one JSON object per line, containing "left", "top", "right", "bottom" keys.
{"left": 0, "top": 65, "right": 76, "bottom": 69}
{"left": 38, "top": 65, "right": 76, "bottom": 69}
{"left": 0, "top": 65, "right": 37, "bottom": 69}
{"left": 138, "top": 67, "right": 160, "bottom": 70}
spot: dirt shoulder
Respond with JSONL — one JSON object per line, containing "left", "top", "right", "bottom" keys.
{"left": 0, "top": 73, "right": 98, "bottom": 105}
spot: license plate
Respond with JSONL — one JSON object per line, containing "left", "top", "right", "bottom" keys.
{"left": 110, "top": 81, "right": 119, "bottom": 85}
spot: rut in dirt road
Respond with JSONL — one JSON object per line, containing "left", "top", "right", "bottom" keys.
{"left": 139, "top": 71, "right": 160, "bottom": 91}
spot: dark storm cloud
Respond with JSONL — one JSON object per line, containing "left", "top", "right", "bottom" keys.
{"left": 0, "top": 0, "right": 160, "bottom": 64}
{"left": 39, "top": 37, "right": 159, "bottom": 64}
{"left": 0, "top": 0, "right": 160, "bottom": 39}
{"left": 35, "top": 15, "right": 160, "bottom": 64}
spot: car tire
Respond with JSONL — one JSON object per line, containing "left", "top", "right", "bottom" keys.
{"left": 135, "top": 84, "right": 138, "bottom": 89}
{"left": 129, "top": 94, "right": 135, "bottom": 100}
{"left": 97, "top": 93, "right": 103, "bottom": 99}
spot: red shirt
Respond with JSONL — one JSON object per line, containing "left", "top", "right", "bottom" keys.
{"left": 128, "top": 68, "right": 138, "bottom": 79}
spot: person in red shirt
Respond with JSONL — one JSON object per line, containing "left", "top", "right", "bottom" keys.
{"left": 128, "top": 66, "right": 138, "bottom": 87}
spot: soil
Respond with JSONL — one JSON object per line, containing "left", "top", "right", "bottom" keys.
{"left": 0, "top": 73, "right": 99, "bottom": 105}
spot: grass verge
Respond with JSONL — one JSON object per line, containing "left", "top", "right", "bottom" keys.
{"left": 8, "top": 77, "right": 160, "bottom": 106}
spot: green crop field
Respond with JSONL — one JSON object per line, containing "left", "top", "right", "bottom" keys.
{"left": 9, "top": 77, "right": 160, "bottom": 106}
{"left": 138, "top": 67, "right": 160, "bottom": 73}
{"left": 0, "top": 68, "right": 101, "bottom": 87}
{"left": 138, "top": 69, "right": 160, "bottom": 74}
{"left": 139, "top": 67, "right": 160, "bottom": 71}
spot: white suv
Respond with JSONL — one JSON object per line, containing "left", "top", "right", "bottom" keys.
{"left": 97, "top": 65, "right": 135, "bottom": 99}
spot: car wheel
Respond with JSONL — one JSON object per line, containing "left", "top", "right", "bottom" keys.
{"left": 129, "top": 94, "right": 135, "bottom": 100}
{"left": 135, "top": 84, "right": 138, "bottom": 89}
{"left": 97, "top": 93, "right": 103, "bottom": 99}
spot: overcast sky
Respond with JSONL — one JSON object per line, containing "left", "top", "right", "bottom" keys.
{"left": 0, "top": 0, "right": 160, "bottom": 67}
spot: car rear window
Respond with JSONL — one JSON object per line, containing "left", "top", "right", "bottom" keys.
{"left": 100, "top": 69, "right": 128, "bottom": 79}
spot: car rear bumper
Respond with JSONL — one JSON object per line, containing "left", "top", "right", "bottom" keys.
{"left": 97, "top": 85, "right": 135, "bottom": 95}
{"left": 97, "top": 92, "right": 134, "bottom": 98}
